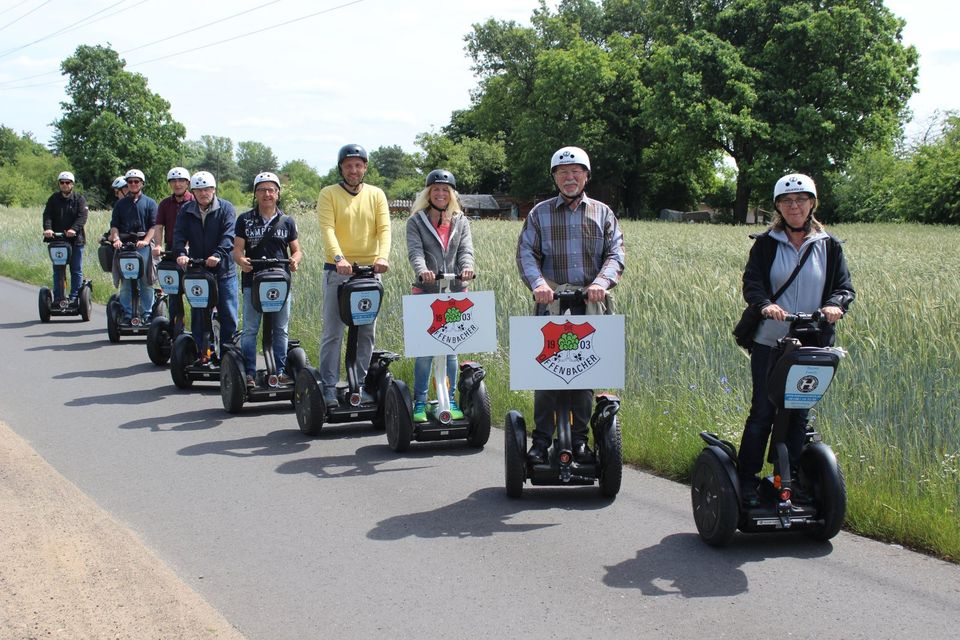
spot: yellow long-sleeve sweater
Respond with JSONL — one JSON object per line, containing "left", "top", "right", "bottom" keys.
{"left": 316, "top": 183, "right": 391, "bottom": 264}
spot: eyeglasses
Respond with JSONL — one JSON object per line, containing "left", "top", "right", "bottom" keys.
{"left": 126, "top": 178, "right": 142, "bottom": 184}
{"left": 58, "top": 181, "right": 72, "bottom": 185}
{"left": 555, "top": 168, "right": 586, "bottom": 178}
{"left": 779, "top": 196, "right": 811, "bottom": 207}
{"left": 255, "top": 187, "right": 278, "bottom": 194}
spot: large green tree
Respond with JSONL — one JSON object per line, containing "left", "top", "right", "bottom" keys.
{"left": 237, "top": 140, "right": 279, "bottom": 189}
{"left": 643, "top": 0, "right": 918, "bottom": 221}
{"left": 191, "top": 135, "right": 240, "bottom": 184}
{"left": 52, "top": 45, "right": 185, "bottom": 203}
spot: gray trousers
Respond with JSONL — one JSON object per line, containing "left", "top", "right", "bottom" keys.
{"left": 319, "top": 269, "right": 377, "bottom": 392}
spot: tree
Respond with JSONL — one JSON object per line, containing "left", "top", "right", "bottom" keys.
{"left": 279, "top": 158, "right": 323, "bottom": 207}
{"left": 191, "top": 135, "right": 240, "bottom": 184}
{"left": 644, "top": 0, "right": 919, "bottom": 222}
{"left": 369, "top": 145, "right": 419, "bottom": 183}
{"left": 895, "top": 114, "right": 960, "bottom": 224}
{"left": 415, "top": 131, "right": 506, "bottom": 194}
{"left": 52, "top": 45, "right": 185, "bottom": 203}
{"left": 237, "top": 141, "right": 278, "bottom": 189}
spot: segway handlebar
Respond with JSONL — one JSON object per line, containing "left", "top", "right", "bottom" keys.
{"left": 42, "top": 232, "right": 72, "bottom": 243}
{"left": 783, "top": 311, "right": 822, "bottom": 323}
{"left": 417, "top": 271, "right": 475, "bottom": 283}
{"left": 351, "top": 263, "right": 377, "bottom": 278}
{"left": 532, "top": 288, "right": 587, "bottom": 303}
{"left": 247, "top": 257, "right": 291, "bottom": 267}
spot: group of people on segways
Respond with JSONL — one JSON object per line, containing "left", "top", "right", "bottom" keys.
{"left": 37, "top": 141, "right": 854, "bottom": 545}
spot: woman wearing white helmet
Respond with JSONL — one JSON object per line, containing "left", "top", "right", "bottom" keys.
{"left": 111, "top": 176, "right": 128, "bottom": 201}
{"left": 735, "top": 172, "right": 856, "bottom": 505}
{"left": 233, "top": 171, "right": 303, "bottom": 386}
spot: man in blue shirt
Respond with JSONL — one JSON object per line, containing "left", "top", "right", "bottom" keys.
{"left": 109, "top": 169, "right": 157, "bottom": 323}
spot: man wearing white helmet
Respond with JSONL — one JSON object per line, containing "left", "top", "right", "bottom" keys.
{"left": 173, "top": 171, "right": 239, "bottom": 356}
{"left": 109, "top": 168, "right": 157, "bottom": 324}
{"left": 152, "top": 167, "right": 193, "bottom": 332}
{"left": 234, "top": 172, "right": 303, "bottom": 387}
{"left": 736, "top": 172, "right": 855, "bottom": 505}
{"left": 42, "top": 171, "right": 88, "bottom": 302}
{"left": 517, "top": 146, "right": 625, "bottom": 465}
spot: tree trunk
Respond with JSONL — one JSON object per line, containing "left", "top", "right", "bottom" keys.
{"left": 734, "top": 175, "right": 752, "bottom": 224}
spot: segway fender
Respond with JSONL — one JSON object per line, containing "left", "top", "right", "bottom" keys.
{"left": 701, "top": 444, "right": 742, "bottom": 507}
{"left": 507, "top": 410, "right": 527, "bottom": 457}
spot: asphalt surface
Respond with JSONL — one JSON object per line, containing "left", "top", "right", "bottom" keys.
{"left": 2, "top": 275, "right": 958, "bottom": 640}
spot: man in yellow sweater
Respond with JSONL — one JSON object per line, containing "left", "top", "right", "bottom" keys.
{"left": 317, "top": 143, "right": 391, "bottom": 406}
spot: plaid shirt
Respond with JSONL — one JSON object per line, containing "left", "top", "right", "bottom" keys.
{"left": 517, "top": 193, "right": 625, "bottom": 290}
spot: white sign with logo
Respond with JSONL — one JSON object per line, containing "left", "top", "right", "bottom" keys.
{"left": 509, "top": 315, "right": 624, "bottom": 390}
{"left": 783, "top": 364, "right": 835, "bottom": 409}
{"left": 402, "top": 291, "right": 497, "bottom": 357}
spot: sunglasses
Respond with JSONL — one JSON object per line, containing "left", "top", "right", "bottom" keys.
{"left": 59, "top": 180, "right": 72, "bottom": 185}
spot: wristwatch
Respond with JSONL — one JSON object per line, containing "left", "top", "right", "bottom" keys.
{"left": 334, "top": 254, "right": 343, "bottom": 263}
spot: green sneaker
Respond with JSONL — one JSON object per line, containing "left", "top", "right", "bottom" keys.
{"left": 412, "top": 400, "right": 428, "bottom": 423}
{"left": 449, "top": 399, "right": 464, "bottom": 420}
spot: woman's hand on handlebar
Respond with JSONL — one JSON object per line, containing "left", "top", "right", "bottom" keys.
{"left": 762, "top": 303, "right": 788, "bottom": 322}
{"left": 820, "top": 305, "right": 844, "bottom": 324}
{"left": 460, "top": 268, "right": 475, "bottom": 281}
{"left": 419, "top": 270, "right": 436, "bottom": 285}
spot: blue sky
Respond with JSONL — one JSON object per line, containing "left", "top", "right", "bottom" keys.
{"left": 0, "top": 0, "right": 955, "bottom": 175}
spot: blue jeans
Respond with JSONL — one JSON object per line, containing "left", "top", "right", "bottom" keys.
{"left": 52, "top": 244, "right": 84, "bottom": 300}
{"left": 413, "top": 355, "right": 458, "bottom": 403}
{"left": 118, "top": 246, "right": 152, "bottom": 320}
{"left": 189, "top": 273, "right": 238, "bottom": 356}
{"left": 738, "top": 343, "right": 809, "bottom": 478}
{"left": 241, "top": 286, "right": 292, "bottom": 377}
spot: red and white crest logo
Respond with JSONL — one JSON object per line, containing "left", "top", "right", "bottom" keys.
{"left": 427, "top": 297, "right": 478, "bottom": 351}
{"left": 536, "top": 320, "right": 599, "bottom": 383}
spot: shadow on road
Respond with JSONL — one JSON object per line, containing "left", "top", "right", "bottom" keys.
{"left": 24, "top": 338, "right": 124, "bottom": 353}
{"left": 177, "top": 429, "right": 312, "bottom": 457}
{"left": 66, "top": 384, "right": 177, "bottom": 406}
{"left": 275, "top": 442, "right": 432, "bottom": 480}
{"left": 57, "top": 362, "right": 160, "bottom": 380}
{"left": 119, "top": 407, "right": 228, "bottom": 432}
{"left": 367, "top": 486, "right": 611, "bottom": 540}
{"left": 0, "top": 320, "right": 39, "bottom": 330}
{"left": 603, "top": 532, "right": 833, "bottom": 597}
{"left": 25, "top": 328, "right": 103, "bottom": 338}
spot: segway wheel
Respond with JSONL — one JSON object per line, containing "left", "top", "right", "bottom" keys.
{"left": 220, "top": 350, "right": 245, "bottom": 413}
{"left": 146, "top": 316, "right": 173, "bottom": 365}
{"left": 79, "top": 285, "right": 92, "bottom": 322}
{"left": 152, "top": 296, "right": 168, "bottom": 322}
{"left": 38, "top": 288, "right": 52, "bottom": 323}
{"left": 106, "top": 296, "right": 122, "bottom": 343}
{"left": 504, "top": 410, "right": 527, "bottom": 498}
{"left": 294, "top": 367, "right": 325, "bottom": 436}
{"left": 286, "top": 346, "right": 308, "bottom": 377}
{"left": 800, "top": 443, "right": 847, "bottom": 541}
{"left": 170, "top": 334, "right": 197, "bottom": 389}
{"left": 465, "top": 381, "right": 491, "bottom": 448}
{"left": 597, "top": 416, "right": 623, "bottom": 498}
{"left": 384, "top": 380, "right": 413, "bottom": 452}
{"left": 691, "top": 449, "right": 739, "bottom": 547}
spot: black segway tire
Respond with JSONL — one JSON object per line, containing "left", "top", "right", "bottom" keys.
{"left": 106, "top": 296, "right": 122, "bottom": 343}
{"left": 691, "top": 449, "right": 739, "bottom": 546}
{"left": 465, "top": 381, "right": 491, "bottom": 448}
{"left": 152, "top": 296, "right": 168, "bottom": 322}
{"left": 38, "top": 288, "right": 52, "bottom": 323}
{"left": 79, "top": 284, "right": 92, "bottom": 322}
{"left": 294, "top": 367, "right": 325, "bottom": 436}
{"left": 170, "top": 334, "right": 197, "bottom": 389}
{"left": 504, "top": 410, "right": 527, "bottom": 498}
{"left": 384, "top": 380, "right": 413, "bottom": 452}
{"left": 146, "top": 316, "right": 173, "bottom": 365}
{"left": 286, "top": 346, "right": 308, "bottom": 377}
{"left": 598, "top": 416, "right": 623, "bottom": 498}
{"left": 220, "top": 350, "right": 245, "bottom": 413}
{"left": 801, "top": 443, "right": 847, "bottom": 541}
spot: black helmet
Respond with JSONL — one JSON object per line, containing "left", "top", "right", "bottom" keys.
{"left": 337, "top": 144, "right": 368, "bottom": 165}
{"left": 425, "top": 169, "right": 456, "bottom": 189}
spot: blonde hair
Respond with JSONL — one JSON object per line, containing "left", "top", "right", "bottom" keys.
{"left": 410, "top": 184, "right": 462, "bottom": 224}
{"left": 770, "top": 196, "right": 825, "bottom": 234}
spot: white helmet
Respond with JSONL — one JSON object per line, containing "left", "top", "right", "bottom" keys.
{"left": 774, "top": 173, "right": 817, "bottom": 200}
{"left": 190, "top": 171, "right": 217, "bottom": 189}
{"left": 58, "top": 171, "right": 75, "bottom": 183}
{"left": 125, "top": 168, "right": 146, "bottom": 183}
{"left": 550, "top": 146, "right": 591, "bottom": 173}
{"left": 111, "top": 176, "right": 127, "bottom": 190}
{"left": 253, "top": 171, "right": 281, "bottom": 190}
{"left": 167, "top": 167, "right": 191, "bottom": 182}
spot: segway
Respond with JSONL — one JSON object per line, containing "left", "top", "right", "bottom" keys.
{"left": 146, "top": 251, "right": 186, "bottom": 365}
{"left": 691, "top": 312, "right": 847, "bottom": 546}
{"left": 504, "top": 289, "right": 624, "bottom": 498}
{"left": 38, "top": 232, "right": 92, "bottom": 322}
{"left": 220, "top": 258, "right": 309, "bottom": 413}
{"left": 383, "top": 272, "right": 492, "bottom": 452}
{"left": 294, "top": 264, "right": 400, "bottom": 436}
{"left": 169, "top": 258, "right": 231, "bottom": 389}
{"left": 103, "top": 232, "right": 167, "bottom": 343}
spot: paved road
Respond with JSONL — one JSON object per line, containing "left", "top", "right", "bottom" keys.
{"left": 1, "top": 275, "right": 957, "bottom": 639}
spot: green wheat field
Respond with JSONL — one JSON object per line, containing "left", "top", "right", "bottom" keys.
{"left": 2, "top": 205, "right": 957, "bottom": 560}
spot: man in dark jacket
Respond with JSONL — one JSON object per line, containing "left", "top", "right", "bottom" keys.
{"left": 42, "top": 171, "right": 88, "bottom": 302}
{"left": 173, "top": 171, "right": 238, "bottom": 356}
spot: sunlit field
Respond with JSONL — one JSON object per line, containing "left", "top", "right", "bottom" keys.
{"left": 3, "top": 205, "right": 958, "bottom": 560}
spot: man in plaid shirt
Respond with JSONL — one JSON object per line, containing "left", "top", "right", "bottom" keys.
{"left": 516, "top": 146, "right": 625, "bottom": 465}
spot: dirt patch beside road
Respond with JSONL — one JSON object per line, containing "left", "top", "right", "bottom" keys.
{"left": 0, "top": 420, "right": 247, "bottom": 640}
